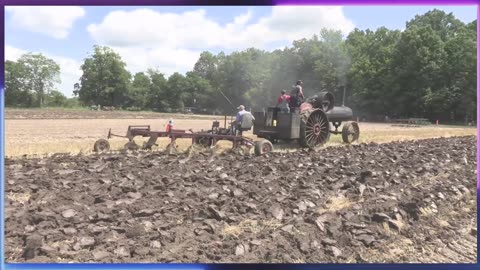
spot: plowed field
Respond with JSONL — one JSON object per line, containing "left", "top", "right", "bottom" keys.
{"left": 5, "top": 136, "right": 477, "bottom": 263}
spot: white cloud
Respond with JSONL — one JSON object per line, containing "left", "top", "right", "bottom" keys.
{"left": 5, "top": 45, "right": 81, "bottom": 97}
{"left": 111, "top": 46, "right": 201, "bottom": 77}
{"left": 88, "top": 7, "right": 354, "bottom": 50}
{"left": 87, "top": 7, "right": 354, "bottom": 75}
{"left": 5, "top": 45, "right": 26, "bottom": 61}
{"left": 87, "top": 9, "right": 224, "bottom": 49}
{"left": 259, "top": 6, "right": 355, "bottom": 43}
{"left": 217, "top": 6, "right": 355, "bottom": 49}
{"left": 6, "top": 6, "right": 85, "bottom": 39}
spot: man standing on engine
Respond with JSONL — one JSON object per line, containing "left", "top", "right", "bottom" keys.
{"left": 289, "top": 80, "right": 305, "bottom": 110}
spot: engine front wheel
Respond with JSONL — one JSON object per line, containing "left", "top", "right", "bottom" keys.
{"left": 342, "top": 121, "right": 360, "bottom": 143}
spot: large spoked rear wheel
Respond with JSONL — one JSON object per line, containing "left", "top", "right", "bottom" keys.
{"left": 94, "top": 139, "right": 110, "bottom": 153}
{"left": 299, "top": 109, "right": 330, "bottom": 148}
{"left": 342, "top": 121, "right": 360, "bottom": 143}
{"left": 254, "top": 139, "right": 274, "bottom": 156}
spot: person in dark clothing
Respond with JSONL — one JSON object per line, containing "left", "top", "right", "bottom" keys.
{"left": 289, "top": 80, "right": 305, "bottom": 110}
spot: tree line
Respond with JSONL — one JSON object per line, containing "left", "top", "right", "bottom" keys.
{"left": 5, "top": 10, "right": 476, "bottom": 123}
{"left": 5, "top": 54, "right": 80, "bottom": 108}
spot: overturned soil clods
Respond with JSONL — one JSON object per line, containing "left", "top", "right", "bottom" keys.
{"left": 5, "top": 136, "right": 477, "bottom": 263}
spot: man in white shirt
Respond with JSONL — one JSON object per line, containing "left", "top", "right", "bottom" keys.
{"left": 234, "top": 105, "right": 255, "bottom": 136}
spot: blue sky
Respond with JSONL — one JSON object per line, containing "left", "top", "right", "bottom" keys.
{"left": 4, "top": 5, "right": 477, "bottom": 97}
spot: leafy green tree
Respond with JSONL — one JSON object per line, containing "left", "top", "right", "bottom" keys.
{"left": 210, "top": 48, "right": 274, "bottom": 112}
{"left": 5, "top": 60, "right": 34, "bottom": 107}
{"left": 16, "top": 53, "right": 61, "bottom": 107}
{"left": 45, "top": 90, "right": 68, "bottom": 107}
{"left": 184, "top": 72, "right": 215, "bottom": 110}
{"left": 391, "top": 9, "right": 475, "bottom": 121}
{"left": 193, "top": 51, "right": 219, "bottom": 83}
{"left": 128, "top": 72, "right": 151, "bottom": 108}
{"left": 213, "top": 51, "right": 249, "bottom": 112}
{"left": 64, "top": 97, "right": 82, "bottom": 108}
{"left": 440, "top": 21, "right": 476, "bottom": 123}
{"left": 143, "top": 69, "right": 169, "bottom": 112}
{"left": 313, "top": 29, "right": 351, "bottom": 102}
{"left": 346, "top": 28, "right": 401, "bottom": 116}
{"left": 165, "top": 73, "right": 189, "bottom": 112}
{"left": 78, "top": 45, "right": 131, "bottom": 107}
{"left": 406, "top": 9, "right": 464, "bottom": 42}
{"left": 264, "top": 49, "right": 302, "bottom": 108}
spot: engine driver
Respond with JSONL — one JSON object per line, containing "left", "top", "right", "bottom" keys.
{"left": 233, "top": 105, "right": 255, "bottom": 136}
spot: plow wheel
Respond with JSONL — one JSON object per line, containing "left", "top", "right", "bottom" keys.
{"left": 231, "top": 146, "right": 248, "bottom": 155}
{"left": 166, "top": 143, "right": 177, "bottom": 155}
{"left": 254, "top": 139, "right": 274, "bottom": 156}
{"left": 94, "top": 139, "right": 110, "bottom": 153}
{"left": 233, "top": 143, "right": 253, "bottom": 155}
{"left": 299, "top": 109, "right": 330, "bottom": 148}
{"left": 197, "top": 136, "right": 214, "bottom": 148}
{"left": 124, "top": 141, "right": 139, "bottom": 151}
{"left": 342, "top": 121, "right": 360, "bottom": 144}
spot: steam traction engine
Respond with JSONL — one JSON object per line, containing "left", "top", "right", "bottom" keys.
{"left": 252, "top": 92, "right": 360, "bottom": 154}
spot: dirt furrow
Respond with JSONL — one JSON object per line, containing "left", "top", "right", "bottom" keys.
{"left": 4, "top": 136, "right": 477, "bottom": 263}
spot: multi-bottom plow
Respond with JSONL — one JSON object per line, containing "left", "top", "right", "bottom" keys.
{"left": 93, "top": 118, "right": 274, "bottom": 156}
